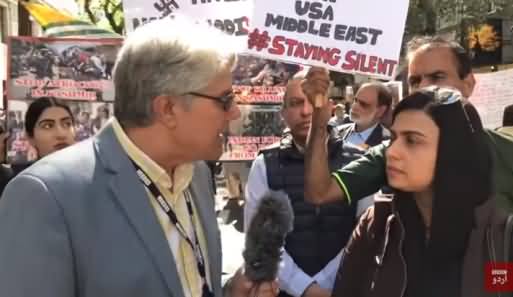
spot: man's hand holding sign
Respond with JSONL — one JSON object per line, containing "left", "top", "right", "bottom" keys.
{"left": 302, "top": 67, "right": 331, "bottom": 109}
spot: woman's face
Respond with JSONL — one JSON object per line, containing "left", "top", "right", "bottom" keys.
{"left": 30, "top": 106, "right": 76, "bottom": 158}
{"left": 386, "top": 110, "right": 439, "bottom": 192}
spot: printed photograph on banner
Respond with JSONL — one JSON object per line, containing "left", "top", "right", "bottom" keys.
{"left": 246, "top": 0, "right": 409, "bottom": 79}
{"left": 122, "top": 0, "right": 253, "bottom": 40}
{"left": 220, "top": 104, "right": 284, "bottom": 161}
{"left": 6, "top": 99, "right": 113, "bottom": 164}
{"left": 8, "top": 37, "right": 122, "bottom": 102}
{"left": 233, "top": 55, "right": 301, "bottom": 105}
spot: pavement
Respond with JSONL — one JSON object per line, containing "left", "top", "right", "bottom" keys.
{"left": 216, "top": 193, "right": 246, "bottom": 278}
{"left": 219, "top": 218, "right": 245, "bottom": 278}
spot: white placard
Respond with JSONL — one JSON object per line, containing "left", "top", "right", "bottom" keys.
{"left": 470, "top": 68, "right": 513, "bottom": 129}
{"left": 246, "top": 0, "right": 409, "bottom": 79}
{"left": 122, "top": 0, "right": 253, "bottom": 37}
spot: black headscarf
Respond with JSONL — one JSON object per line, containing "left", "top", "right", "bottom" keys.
{"left": 390, "top": 87, "right": 493, "bottom": 297}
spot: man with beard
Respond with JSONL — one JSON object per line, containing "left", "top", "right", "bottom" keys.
{"left": 333, "top": 82, "right": 392, "bottom": 216}
{"left": 336, "top": 82, "right": 392, "bottom": 151}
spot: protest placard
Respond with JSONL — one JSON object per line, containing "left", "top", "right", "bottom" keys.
{"left": 7, "top": 36, "right": 121, "bottom": 102}
{"left": 233, "top": 55, "right": 302, "bottom": 104}
{"left": 220, "top": 104, "right": 283, "bottom": 161}
{"left": 6, "top": 40, "right": 298, "bottom": 163}
{"left": 122, "top": 0, "right": 253, "bottom": 38}
{"left": 6, "top": 37, "right": 120, "bottom": 164}
{"left": 220, "top": 55, "right": 302, "bottom": 161}
{"left": 470, "top": 68, "right": 513, "bottom": 129}
{"left": 247, "top": 0, "right": 409, "bottom": 79}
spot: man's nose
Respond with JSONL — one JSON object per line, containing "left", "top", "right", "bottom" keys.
{"left": 302, "top": 100, "right": 313, "bottom": 115}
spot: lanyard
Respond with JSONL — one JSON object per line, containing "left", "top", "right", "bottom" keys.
{"left": 130, "top": 159, "right": 213, "bottom": 297}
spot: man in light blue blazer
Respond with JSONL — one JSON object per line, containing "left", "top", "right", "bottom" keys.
{"left": 0, "top": 17, "right": 278, "bottom": 297}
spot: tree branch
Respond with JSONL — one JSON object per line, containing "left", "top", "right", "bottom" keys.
{"left": 419, "top": 0, "right": 436, "bottom": 34}
{"left": 84, "top": 0, "right": 98, "bottom": 24}
{"left": 114, "top": 1, "right": 122, "bottom": 11}
{"left": 103, "top": 0, "right": 123, "bottom": 34}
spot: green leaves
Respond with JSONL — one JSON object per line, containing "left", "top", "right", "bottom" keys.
{"left": 77, "top": 0, "right": 124, "bottom": 34}
{"left": 404, "top": 0, "right": 512, "bottom": 49}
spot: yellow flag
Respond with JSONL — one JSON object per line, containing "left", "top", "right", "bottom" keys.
{"left": 21, "top": 1, "right": 74, "bottom": 28}
{"left": 20, "top": 1, "right": 121, "bottom": 38}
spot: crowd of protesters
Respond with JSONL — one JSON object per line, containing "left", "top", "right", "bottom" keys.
{"left": 0, "top": 16, "right": 512, "bottom": 297}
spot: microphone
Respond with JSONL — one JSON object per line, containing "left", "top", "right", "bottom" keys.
{"left": 243, "top": 190, "right": 294, "bottom": 282}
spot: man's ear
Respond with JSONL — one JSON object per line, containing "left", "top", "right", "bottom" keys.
{"left": 376, "top": 105, "right": 387, "bottom": 119}
{"left": 152, "top": 95, "right": 178, "bottom": 129}
{"left": 461, "top": 73, "right": 476, "bottom": 98}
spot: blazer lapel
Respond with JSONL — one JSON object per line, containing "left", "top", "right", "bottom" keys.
{"left": 365, "top": 124, "right": 384, "bottom": 147}
{"left": 95, "top": 124, "right": 185, "bottom": 297}
{"left": 339, "top": 124, "right": 354, "bottom": 141}
{"left": 188, "top": 165, "right": 222, "bottom": 296}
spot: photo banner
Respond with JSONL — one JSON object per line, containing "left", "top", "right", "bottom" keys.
{"left": 470, "top": 68, "right": 513, "bottom": 129}
{"left": 220, "top": 104, "right": 283, "bottom": 161}
{"left": 221, "top": 55, "right": 302, "bottom": 161}
{"left": 122, "top": 0, "right": 253, "bottom": 39}
{"left": 7, "top": 37, "right": 122, "bottom": 102}
{"left": 247, "top": 0, "right": 409, "bottom": 79}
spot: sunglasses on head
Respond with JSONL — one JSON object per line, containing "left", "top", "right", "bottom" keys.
{"left": 424, "top": 86, "right": 462, "bottom": 105}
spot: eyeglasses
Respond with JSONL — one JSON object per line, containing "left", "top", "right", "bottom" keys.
{"left": 187, "top": 91, "right": 236, "bottom": 111}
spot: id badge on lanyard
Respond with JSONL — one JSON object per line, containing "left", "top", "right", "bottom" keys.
{"left": 130, "top": 159, "right": 214, "bottom": 297}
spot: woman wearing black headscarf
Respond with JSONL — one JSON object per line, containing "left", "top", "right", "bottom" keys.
{"left": 332, "top": 86, "right": 510, "bottom": 297}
